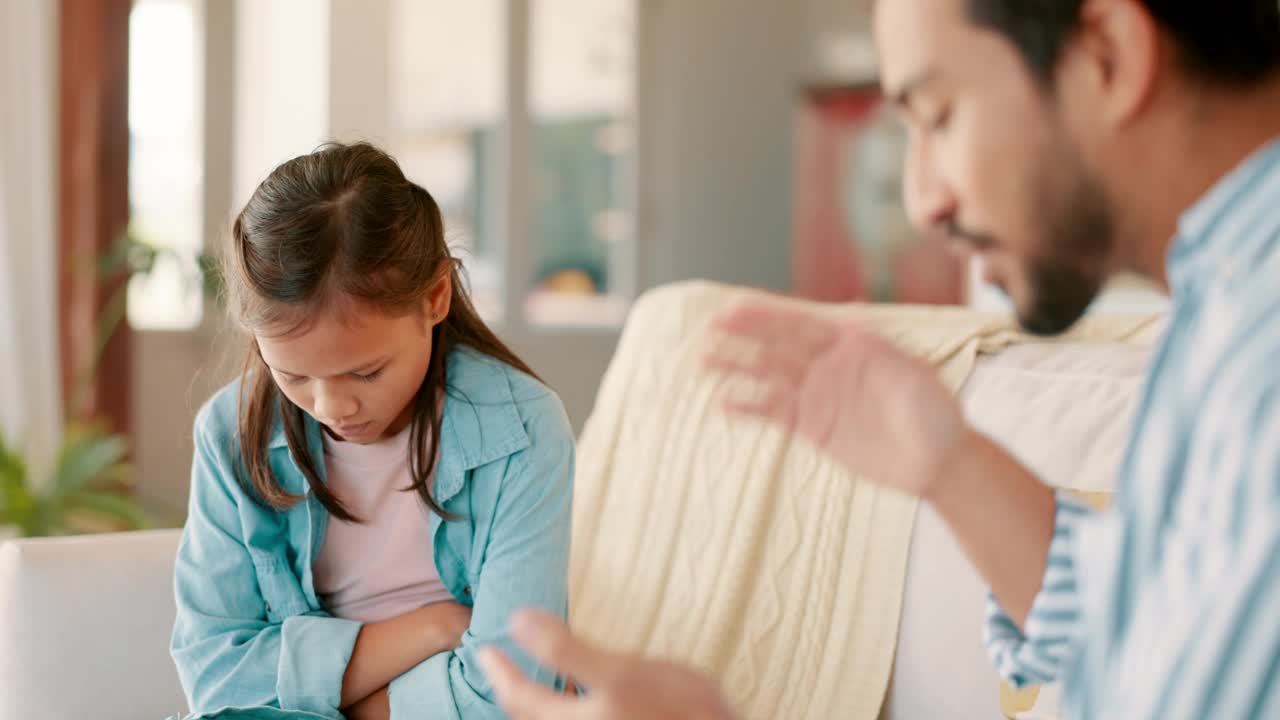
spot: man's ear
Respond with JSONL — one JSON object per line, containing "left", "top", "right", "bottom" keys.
{"left": 1068, "top": 0, "right": 1162, "bottom": 130}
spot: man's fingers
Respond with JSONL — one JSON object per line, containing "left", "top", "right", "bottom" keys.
{"left": 711, "top": 303, "right": 809, "bottom": 338}
{"left": 478, "top": 647, "right": 579, "bottom": 720}
{"left": 710, "top": 302, "right": 837, "bottom": 356}
{"left": 702, "top": 346, "right": 799, "bottom": 428}
{"left": 702, "top": 344, "right": 804, "bottom": 387}
{"left": 721, "top": 384, "right": 794, "bottom": 426}
{"left": 509, "top": 609, "right": 619, "bottom": 687}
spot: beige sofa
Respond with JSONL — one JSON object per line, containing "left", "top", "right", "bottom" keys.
{"left": 0, "top": 282, "right": 1160, "bottom": 720}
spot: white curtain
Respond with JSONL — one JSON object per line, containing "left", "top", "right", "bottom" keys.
{"left": 0, "top": 0, "right": 62, "bottom": 481}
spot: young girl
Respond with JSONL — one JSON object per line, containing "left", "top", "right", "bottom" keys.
{"left": 170, "top": 142, "right": 574, "bottom": 720}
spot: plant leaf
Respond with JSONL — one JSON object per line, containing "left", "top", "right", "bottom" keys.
{"left": 0, "top": 428, "right": 26, "bottom": 482}
{"left": 67, "top": 490, "right": 151, "bottom": 531}
{"left": 97, "top": 232, "right": 134, "bottom": 277}
{"left": 198, "top": 252, "right": 225, "bottom": 303}
{"left": 21, "top": 495, "right": 54, "bottom": 537}
{"left": 99, "top": 229, "right": 164, "bottom": 279}
{"left": 53, "top": 425, "right": 131, "bottom": 496}
{"left": 0, "top": 429, "right": 32, "bottom": 524}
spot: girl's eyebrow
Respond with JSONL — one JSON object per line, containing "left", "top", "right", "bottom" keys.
{"left": 269, "top": 355, "right": 390, "bottom": 379}
{"left": 346, "top": 357, "right": 390, "bottom": 374}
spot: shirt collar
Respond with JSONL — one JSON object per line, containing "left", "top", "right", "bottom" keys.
{"left": 1168, "top": 138, "right": 1280, "bottom": 294}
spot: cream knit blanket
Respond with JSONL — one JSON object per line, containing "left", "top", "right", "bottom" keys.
{"left": 569, "top": 281, "right": 1162, "bottom": 720}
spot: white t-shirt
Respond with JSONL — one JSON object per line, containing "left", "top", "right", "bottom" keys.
{"left": 312, "top": 425, "right": 455, "bottom": 623}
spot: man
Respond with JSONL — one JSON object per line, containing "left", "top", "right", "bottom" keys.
{"left": 477, "top": 1, "right": 1280, "bottom": 717}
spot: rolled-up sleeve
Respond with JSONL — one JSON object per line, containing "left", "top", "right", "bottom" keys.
{"left": 170, "top": 407, "right": 362, "bottom": 718}
{"left": 983, "top": 491, "right": 1093, "bottom": 689}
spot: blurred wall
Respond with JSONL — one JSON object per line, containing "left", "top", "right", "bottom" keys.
{"left": 639, "top": 0, "right": 808, "bottom": 292}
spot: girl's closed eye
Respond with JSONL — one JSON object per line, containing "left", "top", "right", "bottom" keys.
{"left": 354, "top": 367, "right": 385, "bottom": 383}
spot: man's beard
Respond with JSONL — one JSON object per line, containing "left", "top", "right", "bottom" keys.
{"left": 1017, "top": 161, "right": 1113, "bottom": 336}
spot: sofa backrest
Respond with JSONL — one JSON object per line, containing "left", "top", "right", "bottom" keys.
{"left": 570, "top": 281, "right": 1162, "bottom": 720}
{"left": 0, "top": 528, "right": 186, "bottom": 720}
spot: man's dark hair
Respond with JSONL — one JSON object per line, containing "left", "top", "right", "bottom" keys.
{"left": 967, "top": 0, "right": 1280, "bottom": 87}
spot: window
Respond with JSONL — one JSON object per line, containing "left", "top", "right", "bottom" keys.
{"left": 126, "top": 0, "right": 204, "bottom": 330}
{"left": 129, "top": 0, "right": 639, "bottom": 332}
{"left": 526, "top": 0, "right": 636, "bottom": 326}
{"left": 389, "top": 0, "right": 507, "bottom": 322}
{"left": 389, "top": 0, "right": 637, "bottom": 328}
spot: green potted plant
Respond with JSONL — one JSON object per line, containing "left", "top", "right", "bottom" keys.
{"left": 0, "top": 229, "right": 184, "bottom": 540}
{"left": 0, "top": 422, "right": 150, "bottom": 538}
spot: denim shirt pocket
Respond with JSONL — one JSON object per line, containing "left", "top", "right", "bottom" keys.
{"left": 249, "top": 551, "right": 312, "bottom": 622}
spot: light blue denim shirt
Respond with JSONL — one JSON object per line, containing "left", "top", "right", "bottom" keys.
{"left": 170, "top": 346, "right": 575, "bottom": 720}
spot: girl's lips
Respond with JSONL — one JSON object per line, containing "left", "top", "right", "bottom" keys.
{"left": 333, "top": 421, "right": 372, "bottom": 438}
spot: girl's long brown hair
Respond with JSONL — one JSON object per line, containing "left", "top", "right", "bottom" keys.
{"left": 225, "top": 141, "right": 536, "bottom": 522}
